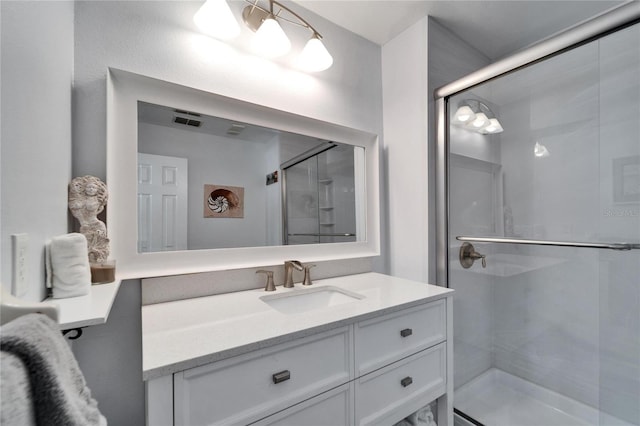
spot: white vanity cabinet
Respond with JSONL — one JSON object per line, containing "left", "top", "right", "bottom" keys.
{"left": 143, "top": 273, "right": 453, "bottom": 426}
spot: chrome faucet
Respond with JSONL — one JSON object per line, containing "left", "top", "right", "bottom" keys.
{"left": 283, "top": 260, "right": 303, "bottom": 288}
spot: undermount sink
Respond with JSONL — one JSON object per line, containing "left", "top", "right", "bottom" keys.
{"left": 260, "top": 286, "right": 365, "bottom": 314}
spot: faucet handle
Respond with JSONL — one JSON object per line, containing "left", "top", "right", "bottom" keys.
{"left": 302, "top": 264, "right": 316, "bottom": 286}
{"left": 256, "top": 270, "right": 276, "bottom": 292}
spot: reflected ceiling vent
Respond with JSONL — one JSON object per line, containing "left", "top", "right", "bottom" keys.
{"left": 173, "top": 109, "right": 202, "bottom": 127}
{"left": 226, "top": 123, "right": 246, "bottom": 136}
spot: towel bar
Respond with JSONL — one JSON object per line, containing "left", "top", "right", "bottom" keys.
{"left": 456, "top": 236, "right": 640, "bottom": 251}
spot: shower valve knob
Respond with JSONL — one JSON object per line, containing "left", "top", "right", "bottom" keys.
{"left": 460, "top": 242, "right": 487, "bottom": 269}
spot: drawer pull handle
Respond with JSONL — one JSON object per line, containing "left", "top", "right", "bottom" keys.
{"left": 272, "top": 370, "right": 291, "bottom": 384}
{"left": 400, "top": 328, "right": 413, "bottom": 338}
{"left": 401, "top": 376, "right": 413, "bottom": 388}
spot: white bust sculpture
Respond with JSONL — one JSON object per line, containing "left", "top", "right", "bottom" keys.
{"left": 68, "top": 175, "right": 110, "bottom": 263}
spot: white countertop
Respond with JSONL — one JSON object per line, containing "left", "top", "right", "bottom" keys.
{"left": 142, "top": 272, "right": 452, "bottom": 380}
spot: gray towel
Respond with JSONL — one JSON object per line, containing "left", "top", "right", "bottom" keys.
{"left": 0, "top": 314, "right": 107, "bottom": 426}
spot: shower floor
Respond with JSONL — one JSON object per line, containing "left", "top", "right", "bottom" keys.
{"left": 454, "top": 369, "right": 634, "bottom": 426}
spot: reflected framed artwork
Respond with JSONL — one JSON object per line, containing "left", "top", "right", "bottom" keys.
{"left": 204, "top": 184, "right": 244, "bottom": 218}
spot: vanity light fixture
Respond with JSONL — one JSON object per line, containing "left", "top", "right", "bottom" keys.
{"left": 534, "top": 141, "right": 551, "bottom": 158}
{"left": 193, "top": 0, "right": 333, "bottom": 72}
{"left": 453, "top": 100, "right": 504, "bottom": 134}
{"left": 193, "top": 0, "right": 241, "bottom": 40}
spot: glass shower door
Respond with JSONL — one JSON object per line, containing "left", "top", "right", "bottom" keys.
{"left": 283, "top": 144, "right": 358, "bottom": 245}
{"left": 447, "top": 22, "right": 640, "bottom": 426}
{"left": 284, "top": 156, "right": 321, "bottom": 245}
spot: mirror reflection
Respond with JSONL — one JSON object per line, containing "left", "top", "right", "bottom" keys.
{"left": 137, "top": 101, "right": 364, "bottom": 252}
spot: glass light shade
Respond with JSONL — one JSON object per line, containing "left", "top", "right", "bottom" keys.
{"left": 470, "top": 112, "right": 490, "bottom": 129}
{"left": 253, "top": 17, "right": 291, "bottom": 58}
{"left": 484, "top": 118, "right": 504, "bottom": 134}
{"left": 297, "top": 36, "right": 333, "bottom": 72}
{"left": 534, "top": 142, "right": 551, "bottom": 158}
{"left": 454, "top": 105, "right": 475, "bottom": 124}
{"left": 193, "top": 0, "right": 240, "bottom": 40}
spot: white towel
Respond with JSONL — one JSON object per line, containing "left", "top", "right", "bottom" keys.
{"left": 45, "top": 233, "right": 91, "bottom": 298}
{"left": 0, "top": 313, "right": 106, "bottom": 426}
{"left": 406, "top": 405, "right": 437, "bottom": 426}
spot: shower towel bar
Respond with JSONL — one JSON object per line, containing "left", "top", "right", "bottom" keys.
{"left": 456, "top": 236, "right": 640, "bottom": 251}
{"left": 288, "top": 233, "right": 356, "bottom": 237}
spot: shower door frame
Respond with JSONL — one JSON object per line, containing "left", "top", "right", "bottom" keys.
{"left": 281, "top": 143, "right": 337, "bottom": 245}
{"left": 434, "top": 1, "right": 640, "bottom": 287}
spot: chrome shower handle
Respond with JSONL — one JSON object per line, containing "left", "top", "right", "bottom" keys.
{"left": 459, "top": 242, "right": 487, "bottom": 268}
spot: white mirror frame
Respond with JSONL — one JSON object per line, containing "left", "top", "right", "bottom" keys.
{"left": 107, "top": 68, "right": 380, "bottom": 279}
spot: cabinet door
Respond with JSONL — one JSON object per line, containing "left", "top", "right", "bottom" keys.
{"left": 250, "top": 384, "right": 354, "bottom": 426}
{"left": 174, "top": 326, "right": 352, "bottom": 426}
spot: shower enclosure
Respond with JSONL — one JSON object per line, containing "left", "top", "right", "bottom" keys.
{"left": 282, "top": 143, "right": 358, "bottom": 245}
{"left": 436, "top": 4, "right": 640, "bottom": 426}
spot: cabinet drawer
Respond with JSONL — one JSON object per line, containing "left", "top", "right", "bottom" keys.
{"left": 174, "top": 326, "right": 352, "bottom": 426}
{"left": 355, "top": 343, "right": 446, "bottom": 426}
{"left": 250, "top": 383, "right": 353, "bottom": 426}
{"left": 355, "top": 300, "right": 446, "bottom": 375}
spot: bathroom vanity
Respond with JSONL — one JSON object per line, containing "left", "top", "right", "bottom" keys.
{"left": 143, "top": 272, "right": 453, "bottom": 425}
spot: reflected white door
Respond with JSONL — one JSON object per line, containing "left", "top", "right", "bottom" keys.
{"left": 137, "top": 153, "right": 188, "bottom": 252}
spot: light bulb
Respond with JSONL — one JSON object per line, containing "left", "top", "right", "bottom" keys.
{"left": 484, "top": 118, "right": 504, "bottom": 134}
{"left": 253, "top": 17, "right": 291, "bottom": 58}
{"left": 470, "top": 112, "right": 489, "bottom": 129}
{"left": 193, "top": 0, "right": 240, "bottom": 40}
{"left": 296, "top": 35, "right": 333, "bottom": 72}
{"left": 454, "top": 105, "right": 475, "bottom": 124}
{"left": 534, "top": 142, "right": 550, "bottom": 158}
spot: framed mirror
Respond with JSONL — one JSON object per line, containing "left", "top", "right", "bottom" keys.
{"left": 107, "top": 68, "right": 380, "bottom": 279}
{"left": 137, "top": 102, "right": 365, "bottom": 251}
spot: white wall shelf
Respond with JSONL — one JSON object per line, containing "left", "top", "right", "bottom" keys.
{"left": 45, "top": 279, "right": 121, "bottom": 329}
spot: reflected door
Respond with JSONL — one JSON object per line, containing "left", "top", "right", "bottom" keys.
{"left": 138, "top": 153, "right": 188, "bottom": 252}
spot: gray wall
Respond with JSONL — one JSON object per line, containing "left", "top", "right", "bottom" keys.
{"left": 381, "top": 17, "right": 430, "bottom": 283}
{"left": 381, "top": 18, "right": 490, "bottom": 282}
{"left": 1, "top": 1, "right": 74, "bottom": 301}
{"left": 72, "top": 0, "right": 384, "bottom": 180}
{"left": 382, "top": 17, "right": 492, "bottom": 390}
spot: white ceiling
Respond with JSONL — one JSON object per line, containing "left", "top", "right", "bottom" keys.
{"left": 294, "top": 0, "right": 625, "bottom": 60}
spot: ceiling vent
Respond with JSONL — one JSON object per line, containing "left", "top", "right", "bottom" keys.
{"left": 227, "top": 123, "right": 246, "bottom": 136}
{"left": 173, "top": 109, "right": 202, "bottom": 127}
